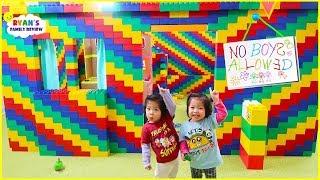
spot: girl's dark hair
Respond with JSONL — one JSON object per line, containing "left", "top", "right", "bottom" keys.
{"left": 186, "top": 93, "right": 212, "bottom": 118}
{"left": 143, "top": 94, "right": 168, "bottom": 123}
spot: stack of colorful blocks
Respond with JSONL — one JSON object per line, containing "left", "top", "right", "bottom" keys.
{"left": 240, "top": 100, "right": 268, "bottom": 169}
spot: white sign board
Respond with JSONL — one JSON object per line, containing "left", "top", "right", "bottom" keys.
{"left": 223, "top": 36, "right": 299, "bottom": 90}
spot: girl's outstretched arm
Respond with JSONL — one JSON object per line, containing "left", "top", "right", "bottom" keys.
{"left": 209, "top": 88, "right": 228, "bottom": 124}
{"left": 214, "top": 99, "right": 228, "bottom": 124}
{"left": 158, "top": 84, "right": 176, "bottom": 117}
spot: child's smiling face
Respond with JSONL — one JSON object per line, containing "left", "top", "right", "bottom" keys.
{"left": 188, "top": 98, "right": 206, "bottom": 122}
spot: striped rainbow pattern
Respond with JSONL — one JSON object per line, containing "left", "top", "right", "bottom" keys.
{"left": 54, "top": 40, "right": 67, "bottom": 89}
{"left": 152, "top": 31, "right": 215, "bottom": 94}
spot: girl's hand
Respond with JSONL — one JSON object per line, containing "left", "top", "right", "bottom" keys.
{"left": 209, "top": 88, "right": 219, "bottom": 105}
{"left": 157, "top": 84, "right": 170, "bottom": 94}
{"left": 145, "top": 164, "right": 152, "bottom": 170}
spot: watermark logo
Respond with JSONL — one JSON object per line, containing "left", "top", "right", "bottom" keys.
{"left": 7, "top": 14, "right": 46, "bottom": 38}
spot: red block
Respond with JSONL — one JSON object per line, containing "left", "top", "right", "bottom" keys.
{"left": 33, "top": 33, "right": 50, "bottom": 39}
{"left": 239, "top": 144, "right": 264, "bottom": 169}
{"left": 280, "top": 2, "right": 301, "bottom": 9}
{"left": 189, "top": 11, "right": 208, "bottom": 18}
{"left": 64, "top": 4, "right": 83, "bottom": 13}
{"left": 140, "top": 3, "right": 160, "bottom": 11}
{"left": 150, "top": 12, "right": 169, "bottom": 18}
{"left": 9, "top": 139, "right": 28, "bottom": 151}
{"left": 199, "top": 2, "right": 220, "bottom": 11}
{"left": 65, "top": 45, "right": 77, "bottom": 51}
{"left": 2, "top": 6, "right": 9, "bottom": 13}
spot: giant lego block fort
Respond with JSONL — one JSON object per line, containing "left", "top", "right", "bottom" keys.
{"left": 2, "top": 2, "right": 318, "bottom": 159}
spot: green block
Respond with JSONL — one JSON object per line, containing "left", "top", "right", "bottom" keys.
{"left": 67, "top": 80, "right": 79, "bottom": 86}
{"left": 231, "top": 150, "right": 239, "bottom": 155}
{"left": 27, "top": 5, "right": 46, "bottom": 13}
{"left": 302, "top": 151, "right": 313, "bottom": 156}
{"left": 180, "top": 2, "right": 199, "bottom": 11}
{"left": 95, "top": 93, "right": 107, "bottom": 106}
{"left": 110, "top": 142, "right": 127, "bottom": 153}
{"left": 98, "top": 141, "right": 109, "bottom": 151}
{"left": 215, "top": 68, "right": 226, "bottom": 80}
{"left": 159, "top": 3, "right": 173, "bottom": 12}
{"left": 241, "top": 117, "right": 267, "bottom": 140}
{"left": 71, "top": 31, "right": 86, "bottom": 39}
{"left": 139, "top": 24, "right": 151, "bottom": 32}
{"left": 301, "top": 56, "right": 317, "bottom": 75}
{"left": 2, "top": 76, "right": 11, "bottom": 86}
{"left": 86, "top": 91, "right": 96, "bottom": 100}
{"left": 39, "top": 145, "right": 57, "bottom": 156}
{"left": 65, "top": 56, "right": 77, "bottom": 62}
{"left": 239, "top": 2, "right": 260, "bottom": 9}
{"left": 106, "top": 50, "right": 115, "bottom": 59}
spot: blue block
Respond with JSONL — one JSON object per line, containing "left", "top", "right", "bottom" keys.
{"left": 220, "top": 2, "right": 239, "bottom": 10}
{"left": 45, "top": 5, "right": 64, "bottom": 13}
{"left": 120, "top": 2, "right": 140, "bottom": 11}
{"left": 299, "top": 45, "right": 317, "bottom": 66}
{"left": 56, "top": 150, "right": 73, "bottom": 156}
{"left": 301, "top": 2, "right": 318, "bottom": 9}
{"left": 38, "top": 2, "right": 60, "bottom": 5}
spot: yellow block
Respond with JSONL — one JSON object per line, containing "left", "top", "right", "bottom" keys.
{"left": 214, "top": 80, "right": 227, "bottom": 93}
{"left": 240, "top": 131, "right": 266, "bottom": 156}
{"left": 247, "top": 104, "right": 268, "bottom": 126}
{"left": 169, "top": 11, "right": 189, "bottom": 18}
{"left": 90, "top": 151, "right": 110, "bottom": 157}
{"left": 66, "top": 63, "right": 78, "bottom": 69}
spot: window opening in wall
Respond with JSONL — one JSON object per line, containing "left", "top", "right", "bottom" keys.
{"left": 80, "top": 39, "right": 106, "bottom": 89}
{"left": 81, "top": 39, "right": 97, "bottom": 89}
{"left": 38, "top": 39, "right": 60, "bottom": 90}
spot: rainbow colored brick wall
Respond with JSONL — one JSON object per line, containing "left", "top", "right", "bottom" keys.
{"left": 2, "top": 1, "right": 318, "bottom": 156}
{"left": 152, "top": 53, "right": 168, "bottom": 92}
{"left": 54, "top": 40, "right": 67, "bottom": 89}
{"left": 152, "top": 31, "right": 215, "bottom": 94}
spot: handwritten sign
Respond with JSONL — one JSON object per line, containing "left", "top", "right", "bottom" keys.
{"left": 223, "top": 36, "right": 299, "bottom": 90}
